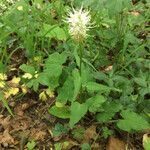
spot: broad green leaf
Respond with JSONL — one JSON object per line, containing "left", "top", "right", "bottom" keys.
{"left": 117, "top": 110, "right": 150, "bottom": 132}
{"left": 72, "top": 69, "right": 81, "bottom": 102}
{"left": 49, "top": 105, "right": 70, "bottom": 119}
{"left": 69, "top": 102, "right": 88, "bottom": 128}
{"left": 56, "top": 76, "right": 74, "bottom": 104}
{"left": 86, "top": 95, "right": 106, "bottom": 113}
{"left": 81, "top": 65, "right": 94, "bottom": 85}
{"left": 86, "top": 82, "right": 110, "bottom": 93}
{"left": 39, "top": 24, "right": 67, "bottom": 41}
{"left": 96, "top": 102, "right": 122, "bottom": 122}
{"left": 19, "top": 64, "right": 35, "bottom": 75}
{"left": 44, "top": 52, "right": 68, "bottom": 77}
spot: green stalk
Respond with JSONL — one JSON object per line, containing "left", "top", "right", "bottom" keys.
{"left": 79, "top": 43, "right": 83, "bottom": 76}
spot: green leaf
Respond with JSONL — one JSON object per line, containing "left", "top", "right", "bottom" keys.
{"left": 86, "top": 82, "right": 110, "bottom": 93}
{"left": 52, "top": 123, "right": 68, "bottom": 137}
{"left": 72, "top": 69, "right": 81, "bottom": 102}
{"left": 19, "top": 64, "right": 35, "bottom": 75}
{"left": 86, "top": 95, "right": 106, "bottom": 113}
{"left": 49, "top": 105, "right": 70, "bottom": 119}
{"left": 72, "top": 127, "right": 85, "bottom": 141}
{"left": 134, "top": 77, "right": 147, "bottom": 87}
{"left": 56, "top": 76, "right": 74, "bottom": 104}
{"left": 117, "top": 110, "right": 150, "bottom": 132}
{"left": 73, "top": 47, "right": 80, "bottom": 67}
{"left": 27, "top": 140, "right": 36, "bottom": 150}
{"left": 0, "top": 92, "right": 13, "bottom": 116}
{"left": 44, "top": 52, "right": 68, "bottom": 77}
{"left": 39, "top": 24, "right": 67, "bottom": 41}
{"left": 69, "top": 102, "right": 88, "bottom": 128}
{"left": 96, "top": 101, "right": 122, "bottom": 123}
{"left": 143, "top": 135, "right": 150, "bottom": 150}
{"left": 81, "top": 143, "right": 91, "bottom": 150}
{"left": 38, "top": 73, "right": 59, "bottom": 90}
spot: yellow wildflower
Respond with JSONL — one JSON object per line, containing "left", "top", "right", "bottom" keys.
{"left": 46, "top": 89, "right": 55, "bottom": 98}
{"left": 21, "top": 84, "right": 28, "bottom": 94}
{"left": 22, "top": 73, "right": 33, "bottom": 79}
{"left": 0, "top": 81, "right": 5, "bottom": 88}
{"left": 8, "top": 87, "right": 19, "bottom": 95}
{"left": 11, "top": 76, "right": 20, "bottom": 85}
{"left": 0, "top": 73, "right": 7, "bottom": 80}
{"left": 39, "top": 91, "right": 47, "bottom": 101}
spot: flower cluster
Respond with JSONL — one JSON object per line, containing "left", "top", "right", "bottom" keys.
{"left": 66, "top": 6, "right": 91, "bottom": 42}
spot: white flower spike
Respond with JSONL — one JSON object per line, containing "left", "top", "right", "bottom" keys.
{"left": 66, "top": 6, "right": 92, "bottom": 42}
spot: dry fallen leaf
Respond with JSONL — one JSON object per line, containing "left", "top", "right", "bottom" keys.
{"left": 106, "top": 136, "right": 126, "bottom": 150}
{"left": 91, "top": 142, "right": 102, "bottom": 150}
{"left": 83, "top": 125, "right": 98, "bottom": 142}
{"left": 14, "top": 101, "right": 37, "bottom": 116}
{"left": 0, "top": 115, "right": 11, "bottom": 129}
{"left": 11, "top": 116, "right": 31, "bottom": 131}
{"left": 0, "top": 128, "right": 14, "bottom": 145}
{"left": 30, "top": 128, "right": 46, "bottom": 141}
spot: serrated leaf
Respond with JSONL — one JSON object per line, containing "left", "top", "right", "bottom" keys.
{"left": 86, "top": 95, "right": 106, "bottom": 113}
{"left": 49, "top": 105, "right": 70, "bottom": 119}
{"left": 70, "top": 102, "right": 88, "bottom": 128}
{"left": 56, "top": 76, "right": 74, "bottom": 104}
{"left": 96, "top": 102, "right": 122, "bottom": 122}
{"left": 86, "top": 82, "right": 110, "bottom": 93}
{"left": 39, "top": 24, "right": 67, "bottom": 41}
{"left": 117, "top": 110, "right": 150, "bottom": 132}
{"left": 19, "top": 64, "right": 35, "bottom": 75}
{"left": 44, "top": 52, "right": 68, "bottom": 77}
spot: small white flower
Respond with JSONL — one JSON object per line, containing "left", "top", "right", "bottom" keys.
{"left": 66, "top": 6, "right": 92, "bottom": 42}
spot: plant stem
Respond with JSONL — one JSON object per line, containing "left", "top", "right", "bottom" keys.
{"left": 79, "top": 43, "right": 83, "bottom": 76}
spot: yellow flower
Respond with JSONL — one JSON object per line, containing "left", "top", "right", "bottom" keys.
{"left": 11, "top": 76, "right": 20, "bottom": 85}
{"left": 0, "top": 73, "right": 7, "bottom": 80}
{"left": 0, "top": 81, "right": 5, "bottom": 88}
{"left": 22, "top": 73, "right": 33, "bottom": 79}
{"left": 46, "top": 89, "right": 55, "bottom": 98}
{"left": 39, "top": 91, "right": 47, "bottom": 101}
{"left": 4, "top": 87, "right": 19, "bottom": 99}
{"left": 8, "top": 87, "right": 19, "bottom": 95}
{"left": 21, "top": 85, "right": 28, "bottom": 94}
{"left": 34, "top": 71, "right": 39, "bottom": 78}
